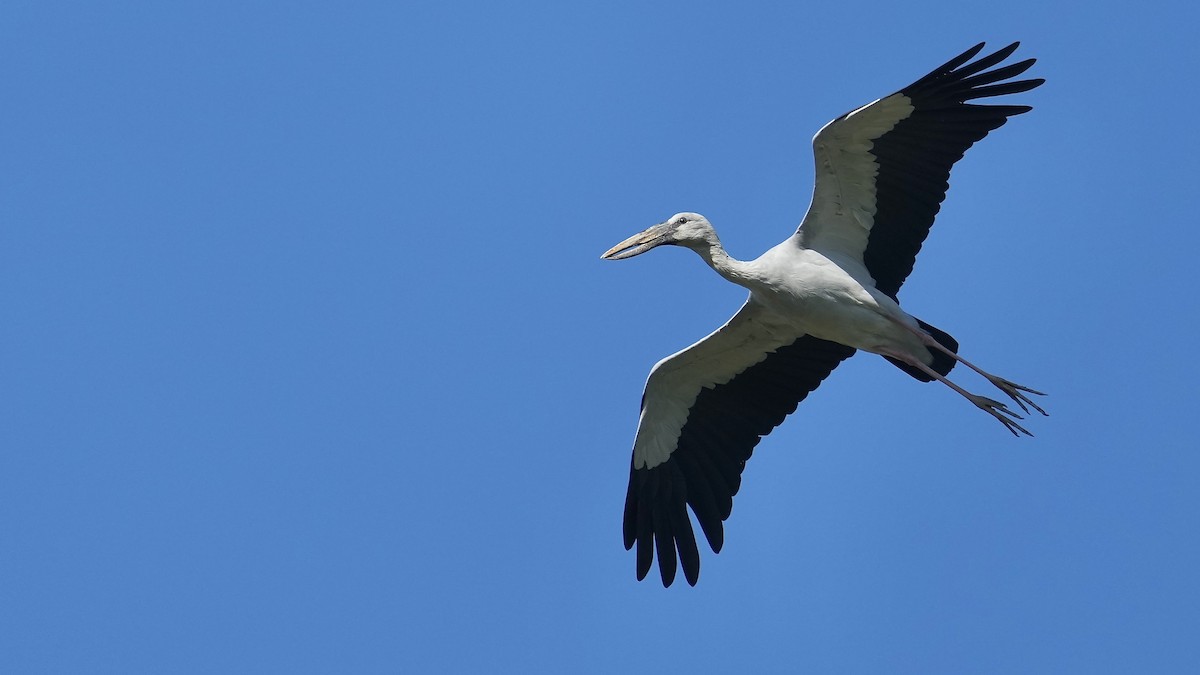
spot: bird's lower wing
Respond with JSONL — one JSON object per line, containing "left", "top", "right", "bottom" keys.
{"left": 623, "top": 300, "right": 856, "bottom": 586}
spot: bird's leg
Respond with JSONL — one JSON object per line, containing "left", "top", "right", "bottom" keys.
{"left": 880, "top": 348, "right": 1033, "bottom": 437}
{"left": 894, "top": 320, "right": 1048, "bottom": 417}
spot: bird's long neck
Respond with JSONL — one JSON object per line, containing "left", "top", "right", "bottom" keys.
{"left": 692, "top": 236, "right": 756, "bottom": 287}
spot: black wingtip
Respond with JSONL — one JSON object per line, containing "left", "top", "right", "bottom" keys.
{"left": 964, "top": 41, "right": 988, "bottom": 60}
{"left": 654, "top": 526, "right": 677, "bottom": 587}
{"left": 658, "top": 559, "right": 676, "bottom": 588}
{"left": 707, "top": 525, "right": 725, "bottom": 554}
{"left": 906, "top": 41, "right": 1042, "bottom": 96}
{"left": 993, "top": 41, "right": 1021, "bottom": 61}
{"left": 659, "top": 569, "right": 676, "bottom": 587}
{"left": 937, "top": 42, "right": 987, "bottom": 75}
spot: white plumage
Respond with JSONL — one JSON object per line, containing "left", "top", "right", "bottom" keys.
{"left": 602, "top": 43, "right": 1047, "bottom": 587}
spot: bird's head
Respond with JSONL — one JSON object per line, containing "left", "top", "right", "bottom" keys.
{"left": 601, "top": 212, "right": 716, "bottom": 260}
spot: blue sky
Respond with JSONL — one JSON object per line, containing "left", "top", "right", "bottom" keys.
{"left": 3, "top": 1, "right": 1198, "bottom": 672}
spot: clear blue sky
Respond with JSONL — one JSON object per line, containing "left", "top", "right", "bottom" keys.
{"left": 3, "top": 2, "right": 1197, "bottom": 672}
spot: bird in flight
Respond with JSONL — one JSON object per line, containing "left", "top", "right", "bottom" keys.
{"left": 602, "top": 42, "right": 1047, "bottom": 587}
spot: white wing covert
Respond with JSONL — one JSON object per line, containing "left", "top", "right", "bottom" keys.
{"left": 622, "top": 301, "right": 855, "bottom": 586}
{"left": 797, "top": 42, "right": 1043, "bottom": 299}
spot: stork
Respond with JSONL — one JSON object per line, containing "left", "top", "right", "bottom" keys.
{"left": 602, "top": 43, "right": 1047, "bottom": 587}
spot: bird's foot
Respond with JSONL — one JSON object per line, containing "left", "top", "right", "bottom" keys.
{"left": 971, "top": 394, "right": 1032, "bottom": 437}
{"left": 986, "top": 376, "right": 1048, "bottom": 417}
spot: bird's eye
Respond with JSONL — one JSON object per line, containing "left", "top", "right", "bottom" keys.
{"left": 676, "top": 217, "right": 688, "bottom": 225}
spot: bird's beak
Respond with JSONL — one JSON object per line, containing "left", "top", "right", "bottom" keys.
{"left": 601, "top": 223, "right": 673, "bottom": 260}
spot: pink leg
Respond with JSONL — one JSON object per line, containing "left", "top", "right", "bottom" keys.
{"left": 880, "top": 347, "right": 1033, "bottom": 437}
{"left": 892, "top": 318, "right": 1048, "bottom": 417}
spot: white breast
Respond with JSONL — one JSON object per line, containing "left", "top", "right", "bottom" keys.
{"left": 748, "top": 244, "right": 924, "bottom": 357}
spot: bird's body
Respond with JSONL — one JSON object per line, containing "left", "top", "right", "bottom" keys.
{"left": 619, "top": 221, "right": 944, "bottom": 473}
{"left": 728, "top": 243, "right": 926, "bottom": 359}
{"left": 750, "top": 243, "right": 924, "bottom": 355}
{"left": 603, "top": 43, "right": 1047, "bottom": 587}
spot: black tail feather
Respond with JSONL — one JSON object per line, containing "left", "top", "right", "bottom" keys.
{"left": 887, "top": 319, "right": 958, "bottom": 382}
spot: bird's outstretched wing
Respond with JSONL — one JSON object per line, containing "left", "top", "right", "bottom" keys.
{"left": 797, "top": 42, "right": 1044, "bottom": 299}
{"left": 622, "top": 300, "right": 855, "bottom": 586}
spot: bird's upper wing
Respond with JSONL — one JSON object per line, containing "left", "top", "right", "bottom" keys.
{"left": 796, "top": 42, "right": 1044, "bottom": 299}
{"left": 622, "top": 300, "right": 855, "bottom": 587}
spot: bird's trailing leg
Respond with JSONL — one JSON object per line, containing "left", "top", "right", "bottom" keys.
{"left": 896, "top": 319, "right": 1048, "bottom": 417}
{"left": 881, "top": 348, "right": 1033, "bottom": 436}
